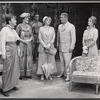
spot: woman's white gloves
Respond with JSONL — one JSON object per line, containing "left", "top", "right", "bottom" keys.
{"left": 82, "top": 46, "right": 88, "bottom": 54}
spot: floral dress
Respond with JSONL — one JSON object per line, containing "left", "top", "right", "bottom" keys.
{"left": 16, "top": 24, "right": 33, "bottom": 77}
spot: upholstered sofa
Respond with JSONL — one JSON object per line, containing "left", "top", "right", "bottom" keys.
{"left": 69, "top": 50, "right": 100, "bottom": 94}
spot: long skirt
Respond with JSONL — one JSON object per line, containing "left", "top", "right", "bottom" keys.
{"left": 2, "top": 42, "right": 20, "bottom": 92}
{"left": 37, "top": 52, "right": 57, "bottom": 75}
{"left": 19, "top": 41, "right": 33, "bottom": 76}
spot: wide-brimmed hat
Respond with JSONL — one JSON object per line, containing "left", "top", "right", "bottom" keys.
{"left": 20, "top": 13, "right": 30, "bottom": 18}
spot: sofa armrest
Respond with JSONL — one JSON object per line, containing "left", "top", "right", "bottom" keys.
{"left": 69, "top": 56, "right": 82, "bottom": 79}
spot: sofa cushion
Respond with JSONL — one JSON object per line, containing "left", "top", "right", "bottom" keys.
{"left": 76, "top": 56, "right": 100, "bottom": 72}
{"left": 72, "top": 71, "right": 100, "bottom": 83}
{"left": 73, "top": 71, "right": 100, "bottom": 77}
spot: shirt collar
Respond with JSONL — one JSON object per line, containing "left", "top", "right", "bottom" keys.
{"left": 61, "top": 21, "right": 69, "bottom": 29}
{"left": 64, "top": 21, "right": 69, "bottom": 26}
{"left": 7, "top": 25, "right": 14, "bottom": 29}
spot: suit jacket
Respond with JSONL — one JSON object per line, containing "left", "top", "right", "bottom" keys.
{"left": 57, "top": 22, "right": 76, "bottom": 53}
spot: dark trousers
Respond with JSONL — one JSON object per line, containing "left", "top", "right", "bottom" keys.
{"left": 33, "top": 43, "right": 39, "bottom": 60}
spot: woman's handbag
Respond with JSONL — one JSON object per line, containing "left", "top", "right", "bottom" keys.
{"left": 45, "top": 47, "right": 57, "bottom": 55}
{"left": 49, "top": 47, "right": 57, "bottom": 55}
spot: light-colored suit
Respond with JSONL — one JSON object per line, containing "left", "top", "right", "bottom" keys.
{"left": 57, "top": 21, "right": 76, "bottom": 77}
{"left": 37, "top": 26, "right": 57, "bottom": 75}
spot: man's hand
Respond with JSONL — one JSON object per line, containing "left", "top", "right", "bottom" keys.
{"left": 69, "top": 48, "right": 73, "bottom": 53}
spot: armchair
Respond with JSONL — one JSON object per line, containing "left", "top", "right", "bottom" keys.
{"left": 69, "top": 50, "right": 100, "bottom": 94}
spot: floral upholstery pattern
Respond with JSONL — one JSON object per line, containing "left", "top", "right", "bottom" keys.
{"left": 70, "top": 52, "right": 100, "bottom": 94}
{"left": 76, "top": 56, "right": 100, "bottom": 72}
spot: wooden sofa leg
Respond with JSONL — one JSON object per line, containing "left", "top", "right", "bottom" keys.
{"left": 96, "top": 84, "right": 99, "bottom": 95}
{"left": 69, "top": 81, "right": 73, "bottom": 92}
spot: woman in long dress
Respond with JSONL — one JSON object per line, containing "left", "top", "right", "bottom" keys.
{"left": 76, "top": 16, "right": 99, "bottom": 72}
{"left": 82, "top": 16, "right": 98, "bottom": 57}
{"left": 16, "top": 13, "right": 33, "bottom": 79}
{"left": 0, "top": 14, "right": 26, "bottom": 96}
{"left": 37, "top": 16, "right": 57, "bottom": 80}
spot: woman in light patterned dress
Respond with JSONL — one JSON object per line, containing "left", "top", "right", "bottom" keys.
{"left": 16, "top": 13, "right": 33, "bottom": 79}
{"left": 82, "top": 16, "right": 98, "bottom": 57}
{"left": 76, "top": 16, "right": 100, "bottom": 72}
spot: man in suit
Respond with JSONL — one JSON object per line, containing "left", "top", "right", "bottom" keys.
{"left": 57, "top": 13, "right": 76, "bottom": 81}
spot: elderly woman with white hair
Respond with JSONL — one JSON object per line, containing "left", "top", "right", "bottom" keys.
{"left": 37, "top": 16, "right": 57, "bottom": 80}
{"left": 16, "top": 13, "right": 33, "bottom": 79}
